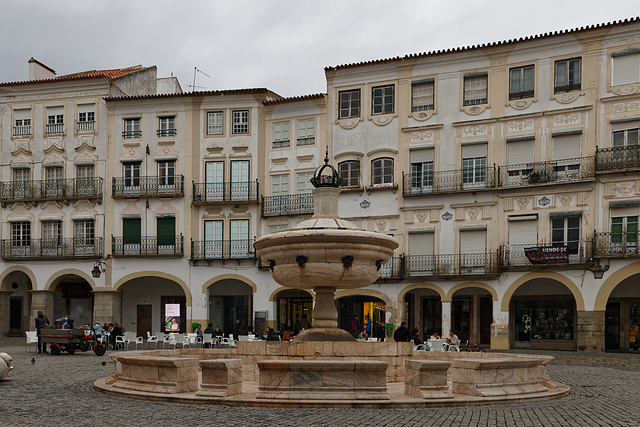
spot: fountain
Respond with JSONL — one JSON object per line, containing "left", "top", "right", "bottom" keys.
{"left": 254, "top": 151, "right": 398, "bottom": 341}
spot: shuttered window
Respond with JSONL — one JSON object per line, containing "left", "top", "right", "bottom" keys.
{"left": 508, "top": 218, "right": 538, "bottom": 245}
{"left": 553, "top": 134, "right": 581, "bottom": 160}
{"left": 123, "top": 218, "right": 141, "bottom": 244}
{"left": 507, "top": 140, "right": 534, "bottom": 165}
{"left": 409, "top": 232, "right": 434, "bottom": 256}
{"left": 460, "top": 230, "right": 486, "bottom": 254}
{"left": 157, "top": 217, "right": 175, "bottom": 246}
{"left": 612, "top": 52, "right": 640, "bottom": 86}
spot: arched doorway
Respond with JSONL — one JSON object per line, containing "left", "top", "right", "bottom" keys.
{"left": 449, "top": 286, "right": 494, "bottom": 346}
{"left": 119, "top": 276, "right": 188, "bottom": 336}
{"left": 273, "top": 289, "right": 313, "bottom": 333}
{"left": 49, "top": 275, "right": 94, "bottom": 327}
{"left": 336, "top": 295, "right": 386, "bottom": 340}
{"left": 207, "top": 279, "right": 253, "bottom": 338}
{"left": 402, "top": 288, "right": 442, "bottom": 340}
{"left": 510, "top": 278, "right": 577, "bottom": 350}
{"left": 603, "top": 275, "right": 640, "bottom": 351}
{"left": 1, "top": 271, "right": 33, "bottom": 336}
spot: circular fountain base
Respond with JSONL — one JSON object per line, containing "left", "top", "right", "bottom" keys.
{"left": 294, "top": 328, "right": 355, "bottom": 342}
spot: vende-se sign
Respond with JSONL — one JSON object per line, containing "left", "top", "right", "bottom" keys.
{"left": 524, "top": 246, "right": 568, "bottom": 264}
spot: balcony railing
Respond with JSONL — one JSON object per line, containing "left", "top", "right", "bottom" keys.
{"left": 192, "top": 181, "right": 259, "bottom": 203}
{"left": 0, "top": 178, "right": 103, "bottom": 202}
{"left": 112, "top": 235, "right": 184, "bottom": 257}
{"left": 403, "top": 166, "right": 496, "bottom": 196}
{"left": 594, "top": 232, "right": 640, "bottom": 257}
{"left": 46, "top": 123, "right": 64, "bottom": 134}
{"left": 157, "top": 129, "right": 176, "bottom": 137}
{"left": 404, "top": 253, "right": 499, "bottom": 276}
{"left": 497, "top": 156, "right": 595, "bottom": 188}
{"left": 273, "top": 140, "right": 290, "bottom": 148}
{"left": 596, "top": 145, "right": 640, "bottom": 172}
{"left": 122, "top": 130, "right": 142, "bottom": 139}
{"left": 191, "top": 239, "right": 256, "bottom": 260}
{"left": 261, "top": 193, "right": 314, "bottom": 217}
{"left": 77, "top": 121, "right": 95, "bottom": 131}
{"left": 112, "top": 175, "right": 184, "bottom": 198}
{"left": 13, "top": 125, "right": 31, "bottom": 136}
{"left": 1, "top": 237, "right": 103, "bottom": 260}
{"left": 297, "top": 137, "right": 315, "bottom": 146}
{"left": 378, "top": 256, "right": 403, "bottom": 279}
{"left": 500, "top": 242, "right": 591, "bottom": 267}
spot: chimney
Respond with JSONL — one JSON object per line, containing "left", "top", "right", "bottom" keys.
{"left": 28, "top": 57, "right": 56, "bottom": 81}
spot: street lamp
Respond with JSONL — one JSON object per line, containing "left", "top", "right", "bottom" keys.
{"left": 592, "top": 261, "right": 609, "bottom": 279}
{"left": 92, "top": 261, "right": 105, "bottom": 278}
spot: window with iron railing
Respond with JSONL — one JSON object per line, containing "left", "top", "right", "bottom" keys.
{"left": 123, "top": 118, "right": 141, "bottom": 139}
{"left": 273, "top": 122, "right": 290, "bottom": 148}
{"left": 14, "top": 118, "right": 31, "bottom": 136}
{"left": 78, "top": 111, "right": 95, "bottom": 131}
{"left": 509, "top": 65, "right": 535, "bottom": 100}
{"left": 463, "top": 74, "right": 488, "bottom": 106}
{"left": 158, "top": 116, "right": 176, "bottom": 137}
{"left": 411, "top": 80, "right": 434, "bottom": 112}
{"left": 554, "top": 58, "right": 581, "bottom": 93}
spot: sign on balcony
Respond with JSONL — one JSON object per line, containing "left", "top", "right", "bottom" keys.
{"left": 524, "top": 246, "right": 568, "bottom": 264}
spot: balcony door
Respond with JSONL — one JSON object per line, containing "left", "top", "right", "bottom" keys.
{"left": 507, "top": 216, "right": 538, "bottom": 265}
{"left": 123, "top": 218, "right": 141, "bottom": 255}
{"left": 506, "top": 139, "right": 534, "bottom": 186}
{"left": 204, "top": 220, "right": 223, "bottom": 258}
{"left": 157, "top": 217, "right": 175, "bottom": 254}
{"left": 205, "top": 161, "right": 224, "bottom": 201}
{"left": 74, "top": 219, "right": 96, "bottom": 256}
{"left": 123, "top": 162, "right": 141, "bottom": 196}
{"left": 42, "top": 221, "right": 62, "bottom": 256}
{"left": 230, "top": 219, "right": 249, "bottom": 258}
{"left": 611, "top": 215, "right": 638, "bottom": 255}
{"left": 408, "top": 232, "right": 434, "bottom": 275}
{"left": 230, "top": 160, "right": 249, "bottom": 200}
{"left": 158, "top": 161, "right": 176, "bottom": 194}
{"left": 271, "top": 174, "right": 289, "bottom": 215}
{"left": 11, "top": 222, "right": 31, "bottom": 257}
{"left": 462, "top": 143, "right": 487, "bottom": 189}
{"left": 410, "top": 148, "right": 434, "bottom": 193}
{"left": 76, "top": 164, "right": 95, "bottom": 197}
{"left": 45, "top": 166, "right": 63, "bottom": 198}
{"left": 459, "top": 229, "right": 486, "bottom": 274}
{"left": 552, "top": 133, "right": 581, "bottom": 181}
{"left": 12, "top": 168, "right": 30, "bottom": 200}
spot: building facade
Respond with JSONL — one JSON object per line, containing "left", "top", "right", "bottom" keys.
{"left": 2, "top": 18, "right": 640, "bottom": 352}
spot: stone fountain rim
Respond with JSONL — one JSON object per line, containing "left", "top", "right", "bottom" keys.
{"left": 254, "top": 229, "right": 399, "bottom": 250}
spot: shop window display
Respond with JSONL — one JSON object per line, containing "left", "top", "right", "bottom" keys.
{"left": 514, "top": 299, "right": 575, "bottom": 349}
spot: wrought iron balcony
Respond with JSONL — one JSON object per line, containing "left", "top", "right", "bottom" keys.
{"left": 157, "top": 129, "right": 176, "bottom": 137}
{"left": 594, "top": 232, "right": 640, "bottom": 258}
{"left": 13, "top": 125, "right": 31, "bottom": 136}
{"left": 297, "top": 137, "right": 315, "bottom": 146}
{"left": 404, "top": 253, "right": 499, "bottom": 277}
{"left": 122, "top": 130, "right": 142, "bottom": 139}
{"left": 112, "top": 175, "right": 184, "bottom": 198}
{"left": 112, "top": 235, "right": 184, "bottom": 257}
{"left": 191, "top": 239, "right": 256, "bottom": 260}
{"left": 46, "top": 123, "right": 64, "bottom": 134}
{"left": 377, "top": 256, "right": 403, "bottom": 279}
{"left": 497, "top": 156, "right": 595, "bottom": 188}
{"left": 0, "top": 178, "right": 103, "bottom": 203}
{"left": 402, "top": 166, "right": 496, "bottom": 196}
{"left": 77, "top": 121, "right": 95, "bottom": 131}
{"left": 1, "top": 237, "right": 103, "bottom": 260}
{"left": 273, "top": 140, "right": 290, "bottom": 148}
{"left": 500, "top": 242, "right": 592, "bottom": 267}
{"left": 596, "top": 146, "right": 640, "bottom": 172}
{"left": 192, "top": 181, "right": 259, "bottom": 203}
{"left": 261, "top": 193, "right": 314, "bottom": 217}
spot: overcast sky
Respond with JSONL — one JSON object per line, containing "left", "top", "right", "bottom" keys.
{"left": 1, "top": 0, "right": 638, "bottom": 98}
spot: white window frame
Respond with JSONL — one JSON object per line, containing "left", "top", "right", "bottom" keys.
{"left": 207, "top": 111, "right": 224, "bottom": 135}
{"left": 232, "top": 110, "right": 249, "bottom": 134}
{"left": 158, "top": 116, "right": 176, "bottom": 137}
{"left": 411, "top": 80, "right": 434, "bottom": 112}
{"left": 338, "top": 160, "right": 360, "bottom": 187}
{"left": 554, "top": 58, "right": 581, "bottom": 93}
{"left": 297, "top": 118, "right": 315, "bottom": 146}
{"left": 371, "top": 158, "right": 394, "bottom": 186}
{"left": 463, "top": 74, "right": 488, "bottom": 106}
{"left": 338, "top": 89, "right": 360, "bottom": 119}
{"left": 371, "top": 84, "right": 394, "bottom": 115}
{"left": 509, "top": 65, "right": 535, "bottom": 100}
{"left": 123, "top": 118, "right": 141, "bottom": 139}
{"left": 273, "top": 122, "right": 290, "bottom": 148}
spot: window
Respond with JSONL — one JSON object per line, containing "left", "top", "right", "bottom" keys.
{"left": 273, "top": 122, "right": 290, "bottom": 148}
{"left": 338, "top": 160, "right": 360, "bottom": 187}
{"left": 12, "top": 168, "right": 30, "bottom": 199}
{"left": 408, "top": 232, "right": 434, "bottom": 274}
{"left": 612, "top": 126, "right": 640, "bottom": 147}
{"left": 44, "top": 166, "right": 63, "bottom": 197}
{"left": 554, "top": 58, "right": 581, "bottom": 93}
{"left": 459, "top": 229, "right": 487, "bottom": 272}
{"left": 76, "top": 164, "right": 95, "bottom": 197}
{"left": 296, "top": 172, "right": 314, "bottom": 193}
{"left": 158, "top": 116, "right": 176, "bottom": 137}
{"left": 230, "top": 219, "right": 250, "bottom": 257}
{"left": 506, "top": 139, "right": 534, "bottom": 184}
{"left": 411, "top": 80, "right": 434, "bottom": 112}
{"left": 371, "top": 158, "right": 394, "bottom": 186}
{"left": 232, "top": 110, "right": 249, "bottom": 134}
{"left": 11, "top": 222, "right": 31, "bottom": 248}
{"left": 207, "top": 111, "right": 223, "bottom": 135}
{"left": 509, "top": 65, "right": 534, "bottom": 100}
{"left": 204, "top": 220, "right": 223, "bottom": 258}
{"left": 41, "top": 221, "right": 62, "bottom": 255}
{"left": 552, "top": 216, "right": 580, "bottom": 254}
{"left": 158, "top": 161, "right": 176, "bottom": 189}
{"left": 123, "top": 118, "right": 141, "bottom": 139}
{"left": 46, "top": 107, "right": 64, "bottom": 134}
{"left": 204, "top": 161, "right": 224, "bottom": 201}
{"left": 271, "top": 174, "right": 289, "bottom": 196}
{"left": 268, "top": 224, "right": 288, "bottom": 233}
{"left": 230, "top": 160, "right": 250, "bottom": 199}
{"left": 77, "top": 104, "right": 95, "bottom": 131}
{"left": 410, "top": 149, "right": 434, "bottom": 190}
{"left": 462, "top": 144, "right": 487, "bottom": 187}
{"left": 157, "top": 217, "right": 176, "bottom": 251}
{"left": 122, "top": 218, "right": 141, "bottom": 254}
{"left": 372, "top": 85, "right": 394, "bottom": 115}
{"left": 612, "top": 50, "right": 640, "bottom": 86}
{"left": 611, "top": 215, "right": 638, "bottom": 254}
{"left": 297, "top": 118, "right": 315, "bottom": 145}
{"left": 123, "top": 162, "right": 141, "bottom": 191}
{"left": 338, "top": 89, "right": 360, "bottom": 119}
{"left": 552, "top": 133, "right": 581, "bottom": 180}
{"left": 74, "top": 219, "right": 96, "bottom": 254}
{"left": 463, "top": 74, "right": 488, "bottom": 106}
{"left": 14, "top": 109, "right": 31, "bottom": 136}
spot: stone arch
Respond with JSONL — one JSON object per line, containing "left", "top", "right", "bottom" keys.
{"left": 114, "top": 271, "right": 192, "bottom": 306}
{"left": 45, "top": 269, "right": 97, "bottom": 291}
{"left": 0, "top": 266, "right": 37, "bottom": 291}
{"left": 446, "top": 282, "right": 498, "bottom": 302}
{"left": 500, "top": 272, "right": 585, "bottom": 312}
{"left": 595, "top": 261, "right": 640, "bottom": 311}
{"left": 397, "top": 283, "right": 446, "bottom": 308}
{"left": 269, "top": 287, "right": 314, "bottom": 302}
{"left": 334, "top": 288, "right": 393, "bottom": 307}
{"left": 201, "top": 274, "right": 258, "bottom": 295}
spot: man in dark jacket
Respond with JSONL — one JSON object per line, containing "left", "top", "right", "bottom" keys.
{"left": 34, "top": 311, "right": 50, "bottom": 353}
{"left": 393, "top": 321, "right": 411, "bottom": 342}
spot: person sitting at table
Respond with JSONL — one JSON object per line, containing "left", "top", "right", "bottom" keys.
{"left": 281, "top": 327, "right": 294, "bottom": 342}
{"left": 431, "top": 331, "right": 440, "bottom": 340}
{"left": 195, "top": 323, "right": 203, "bottom": 342}
{"left": 447, "top": 330, "right": 460, "bottom": 348}
{"left": 213, "top": 325, "right": 224, "bottom": 339}
{"left": 202, "top": 323, "right": 214, "bottom": 347}
{"left": 93, "top": 322, "right": 105, "bottom": 336}
{"left": 411, "top": 328, "right": 422, "bottom": 346}
{"left": 110, "top": 322, "right": 124, "bottom": 350}
{"left": 358, "top": 326, "right": 369, "bottom": 340}
{"left": 265, "top": 327, "right": 279, "bottom": 341}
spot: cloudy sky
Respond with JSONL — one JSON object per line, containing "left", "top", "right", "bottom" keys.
{"left": 1, "top": 0, "right": 638, "bottom": 98}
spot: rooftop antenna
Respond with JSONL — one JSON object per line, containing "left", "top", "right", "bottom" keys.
{"left": 188, "top": 67, "right": 210, "bottom": 92}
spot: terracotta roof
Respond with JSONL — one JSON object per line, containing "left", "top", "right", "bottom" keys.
{"left": 263, "top": 93, "right": 326, "bottom": 106}
{"left": 325, "top": 16, "right": 640, "bottom": 72}
{"left": 0, "top": 66, "right": 146, "bottom": 87}
{"left": 104, "top": 88, "right": 282, "bottom": 102}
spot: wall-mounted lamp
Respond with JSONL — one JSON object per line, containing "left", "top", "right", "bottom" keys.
{"left": 92, "top": 261, "right": 106, "bottom": 278}
{"left": 592, "top": 261, "right": 609, "bottom": 279}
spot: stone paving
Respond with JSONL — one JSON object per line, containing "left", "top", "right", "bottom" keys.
{"left": 1, "top": 338, "right": 639, "bottom": 426}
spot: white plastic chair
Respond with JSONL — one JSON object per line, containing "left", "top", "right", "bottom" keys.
{"left": 25, "top": 331, "right": 38, "bottom": 352}
{"left": 186, "top": 333, "right": 197, "bottom": 346}
{"left": 157, "top": 334, "right": 169, "bottom": 349}
{"left": 228, "top": 334, "right": 236, "bottom": 348}
{"left": 220, "top": 336, "right": 230, "bottom": 347}
{"left": 180, "top": 334, "right": 190, "bottom": 348}
{"left": 115, "top": 334, "right": 126, "bottom": 350}
{"left": 146, "top": 331, "right": 158, "bottom": 348}
{"left": 202, "top": 333, "right": 213, "bottom": 348}
{"left": 167, "top": 334, "right": 177, "bottom": 349}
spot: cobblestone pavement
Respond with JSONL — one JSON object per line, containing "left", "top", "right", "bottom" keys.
{"left": 1, "top": 339, "right": 639, "bottom": 426}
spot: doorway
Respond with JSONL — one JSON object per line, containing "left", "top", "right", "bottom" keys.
{"left": 10, "top": 297, "right": 22, "bottom": 335}
{"left": 137, "top": 304, "right": 152, "bottom": 337}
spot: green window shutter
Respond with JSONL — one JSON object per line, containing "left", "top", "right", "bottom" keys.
{"left": 157, "top": 217, "right": 175, "bottom": 246}
{"left": 123, "top": 218, "right": 141, "bottom": 244}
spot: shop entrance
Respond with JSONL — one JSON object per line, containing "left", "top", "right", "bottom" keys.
{"left": 1, "top": 272, "right": 32, "bottom": 336}
{"left": 450, "top": 288, "right": 494, "bottom": 346}
{"left": 337, "top": 295, "right": 386, "bottom": 340}
{"left": 207, "top": 279, "right": 253, "bottom": 338}
{"left": 275, "top": 289, "right": 313, "bottom": 333}
{"left": 603, "top": 272, "right": 640, "bottom": 351}
{"left": 52, "top": 278, "right": 94, "bottom": 327}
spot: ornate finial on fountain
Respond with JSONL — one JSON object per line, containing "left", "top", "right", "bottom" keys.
{"left": 310, "top": 147, "right": 341, "bottom": 188}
